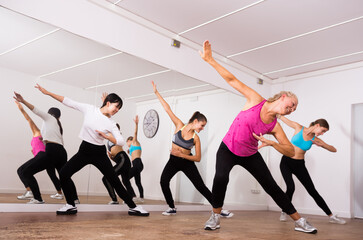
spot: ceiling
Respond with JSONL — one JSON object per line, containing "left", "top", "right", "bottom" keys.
{"left": 1, "top": 0, "right": 363, "bottom": 101}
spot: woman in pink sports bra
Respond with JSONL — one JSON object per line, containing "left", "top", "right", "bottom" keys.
{"left": 15, "top": 101, "right": 63, "bottom": 202}
{"left": 200, "top": 40, "right": 317, "bottom": 234}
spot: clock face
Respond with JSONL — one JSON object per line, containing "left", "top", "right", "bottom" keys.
{"left": 143, "top": 109, "right": 159, "bottom": 138}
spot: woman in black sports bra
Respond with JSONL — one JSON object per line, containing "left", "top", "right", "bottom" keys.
{"left": 152, "top": 81, "right": 233, "bottom": 218}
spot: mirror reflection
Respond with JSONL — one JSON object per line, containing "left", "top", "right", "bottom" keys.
{"left": 0, "top": 6, "right": 222, "bottom": 206}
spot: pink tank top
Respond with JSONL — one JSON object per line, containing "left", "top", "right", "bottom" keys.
{"left": 223, "top": 100, "right": 277, "bottom": 157}
{"left": 31, "top": 136, "right": 45, "bottom": 156}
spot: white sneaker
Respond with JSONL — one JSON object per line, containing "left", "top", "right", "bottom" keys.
{"left": 295, "top": 217, "right": 317, "bottom": 234}
{"left": 280, "top": 212, "right": 287, "bottom": 222}
{"left": 162, "top": 208, "right": 177, "bottom": 216}
{"left": 128, "top": 205, "right": 149, "bottom": 216}
{"left": 108, "top": 200, "right": 119, "bottom": 205}
{"left": 56, "top": 204, "right": 77, "bottom": 215}
{"left": 329, "top": 214, "right": 346, "bottom": 224}
{"left": 204, "top": 211, "right": 221, "bottom": 230}
{"left": 27, "top": 198, "right": 44, "bottom": 204}
{"left": 220, "top": 209, "right": 234, "bottom": 218}
{"left": 50, "top": 193, "right": 63, "bottom": 200}
{"left": 17, "top": 191, "right": 33, "bottom": 200}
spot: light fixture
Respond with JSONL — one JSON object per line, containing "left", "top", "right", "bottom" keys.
{"left": 263, "top": 50, "right": 363, "bottom": 75}
{"left": 85, "top": 69, "right": 171, "bottom": 89}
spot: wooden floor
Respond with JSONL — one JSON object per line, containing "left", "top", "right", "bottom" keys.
{"left": 0, "top": 210, "right": 361, "bottom": 240}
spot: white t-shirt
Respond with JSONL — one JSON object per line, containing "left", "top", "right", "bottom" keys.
{"left": 32, "top": 107, "right": 64, "bottom": 145}
{"left": 62, "top": 97, "right": 125, "bottom": 146}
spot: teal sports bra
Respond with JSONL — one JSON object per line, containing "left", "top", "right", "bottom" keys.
{"left": 291, "top": 127, "right": 315, "bottom": 151}
{"left": 129, "top": 144, "right": 141, "bottom": 155}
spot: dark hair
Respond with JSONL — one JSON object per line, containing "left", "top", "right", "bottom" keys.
{"left": 101, "top": 93, "right": 123, "bottom": 109}
{"left": 188, "top": 111, "right": 207, "bottom": 124}
{"left": 127, "top": 136, "right": 133, "bottom": 141}
{"left": 309, "top": 119, "right": 329, "bottom": 130}
{"left": 48, "top": 107, "right": 63, "bottom": 135}
{"left": 116, "top": 123, "right": 120, "bottom": 130}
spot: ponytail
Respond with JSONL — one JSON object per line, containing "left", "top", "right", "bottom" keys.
{"left": 48, "top": 107, "right": 63, "bottom": 135}
{"left": 188, "top": 111, "right": 207, "bottom": 124}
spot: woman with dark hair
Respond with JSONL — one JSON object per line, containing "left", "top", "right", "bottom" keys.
{"left": 126, "top": 115, "right": 144, "bottom": 203}
{"left": 34, "top": 84, "right": 149, "bottom": 216}
{"left": 152, "top": 81, "right": 233, "bottom": 218}
{"left": 14, "top": 101, "right": 64, "bottom": 201}
{"left": 13, "top": 92, "right": 77, "bottom": 204}
{"left": 200, "top": 40, "right": 316, "bottom": 234}
{"left": 277, "top": 116, "right": 345, "bottom": 224}
{"left": 102, "top": 123, "right": 135, "bottom": 205}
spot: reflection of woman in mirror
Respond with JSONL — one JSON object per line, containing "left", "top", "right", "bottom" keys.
{"left": 277, "top": 116, "right": 345, "bottom": 224}
{"left": 152, "top": 81, "right": 233, "bottom": 217}
{"left": 102, "top": 123, "right": 135, "bottom": 205}
{"left": 35, "top": 84, "right": 149, "bottom": 216}
{"left": 13, "top": 92, "right": 75, "bottom": 204}
{"left": 200, "top": 40, "right": 317, "bottom": 234}
{"left": 14, "top": 100, "right": 64, "bottom": 202}
{"left": 126, "top": 115, "right": 144, "bottom": 203}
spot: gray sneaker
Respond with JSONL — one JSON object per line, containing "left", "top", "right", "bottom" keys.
{"left": 294, "top": 217, "right": 317, "bottom": 234}
{"left": 329, "top": 214, "right": 346, "bottom": 224}
{"left": 220, "top": 209, "right": 234, "bottom": 218}
{"left": 204, "top": 212, "right": 221, "bottom": 230}
{"left": 280, "top": 212, "right": 287, "bottom": 222}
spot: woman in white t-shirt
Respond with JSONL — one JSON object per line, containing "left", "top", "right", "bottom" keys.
{"left": 35, "top": 84, "right": 149, "bottom": 216}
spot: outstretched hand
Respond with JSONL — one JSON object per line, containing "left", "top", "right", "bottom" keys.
{"left": 151, "top": 81, "right": 158, "bottom": 93}
{"left": 13, "top": 91, "right": 25, "bottom": 103}
{"left": 199, "top": 40, "right": 213, "bottom": 62}
{"left": 253, "top": 133, "right": 273, "bottom": 149}
{"left": 134, "top": 115, "right": 139, "bottom": 124}
{"left": 35, "top": 84, "right": 48, "bottom": 95}
{"left": 14, "top": 100, "right": 23, "bottom": 110}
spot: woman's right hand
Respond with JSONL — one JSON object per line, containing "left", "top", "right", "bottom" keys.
{"left": 151, "top": 81, "right": 158, "bottom": 93}
{"left": 199, "top": 40, "right": 213, "bottom": 63}
{"left": 14, "top": 100, "right": 23, "bottom": 110}
{"left": 35, "top": 84, "right": 49, "bottom": 95}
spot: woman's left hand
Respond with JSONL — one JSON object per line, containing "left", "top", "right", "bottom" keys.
{"left": 96, "top": 130, "right": 108, "bottom": 139}
{"left": 170, "top": 148, "right": 183, "bottom": 157}
{"left": 253, "top": 133, "right": 273, "bottom": 149}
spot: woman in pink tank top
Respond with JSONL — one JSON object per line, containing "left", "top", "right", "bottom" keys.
{"left": 200, "top": 40, "right": 317, "bottom": 234}
{"left": 15, "top": 101, "right": 63, "bottom": 201}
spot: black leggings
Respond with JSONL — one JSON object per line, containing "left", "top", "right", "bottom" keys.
{"left": 18, "top": 151, "right": 62, "bottom": 192}
{"left": 102, "top": 151, "right": 135, "bottom": 201}
{"left": 21, "top": 143, "right": 77, "bottom": 201}
{"left": 130, "top": 158, "right": 144, "bottom": 198}
{"left": 60, "top": 141, "right": 136, "bottom": 208}
{"left": 212, "top": 142, "right": 296, "bottom": 215}
{"left": 280, "top": 155, "right": 332, "bottom": 215}
{"left": 160, "top": 154, "right": 212, "bottom": 208}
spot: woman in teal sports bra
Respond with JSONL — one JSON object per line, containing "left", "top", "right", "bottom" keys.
{"left": 278, "top": 116, "right": 345, "bottom": 224}
{"left": 126, "top": 115, "right": 144, "bottom": 203}
{"left": 152, "top": 81, "right": 233, "bottom": 217}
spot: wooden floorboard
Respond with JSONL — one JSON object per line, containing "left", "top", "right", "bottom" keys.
{"left": 0, "top": 210, "right": 361, "bottom": 240}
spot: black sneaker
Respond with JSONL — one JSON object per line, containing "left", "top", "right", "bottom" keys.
{"left": 56, "top": 204, "right": 77, "bottom": 215}
{"left": 128, "top": 205, "right": 149, "bottom": 216}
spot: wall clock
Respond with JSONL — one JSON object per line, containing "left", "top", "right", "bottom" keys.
{"left": 143, "top": 109, "right": 159, "bottom": 138}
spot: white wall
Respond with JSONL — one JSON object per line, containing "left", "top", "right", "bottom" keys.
{"left": 0, "top": 66, "right": 135, "bottom": 196}
{"left": 136, "top": 89, "right": 268, "bottom": 209}
{"left": 267, "top": 65, "right": 363, "bottom": 218}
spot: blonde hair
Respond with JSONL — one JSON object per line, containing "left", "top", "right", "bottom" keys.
{"left": 267, "top": 91, "right": 297, "bottom": 103}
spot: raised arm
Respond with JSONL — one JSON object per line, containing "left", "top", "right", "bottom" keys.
{"left": 152, "top": 81, "right": 183, "bottom": 128}
{"left": 13, "top": 91, "right": 35, "bottom": 111}
{"left": 312, "top": 138, "right": 337, "bottom": 152}
{"left": 133, "top": 115, "right": 139, "bottom": 142}
{"left": 200, "top": 40, "right": 263, "bottom": 107}
{"left": 35, "top": 84, "right": 64, "bottom": 103}
{"left": 278, "top": 115, "right": 301, "bottom": 130}
{"left": 14, "top": 101, "right": 41, "bottom": 137}
{"left": 254, "top": 122, "right": 295, "bottom": 157}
